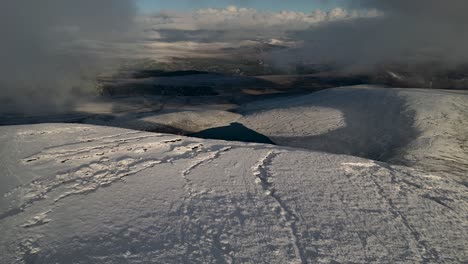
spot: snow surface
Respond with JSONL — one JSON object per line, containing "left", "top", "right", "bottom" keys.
{"left": 397, "top": 89, "right": 468, "bottom": 183}
{"left": 1, "top": 123, "right": 467, "bottom": 263}
{"left": 88, "top": 110, "right": 241, "bottom": 134}
{"left": 239, "top": 86, "right": 468, "bottom": 184}
{"left": 239, "top": 86, "right": 419, "bottom": 163}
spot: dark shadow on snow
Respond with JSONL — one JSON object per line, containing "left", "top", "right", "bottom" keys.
{"left": 270, "top": 88, "right": 419, "bottom": 163}
{"left": 190, "top": 122, "right": 275, "bottom": 145}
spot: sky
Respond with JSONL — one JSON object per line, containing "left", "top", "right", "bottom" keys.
{"left": 137, "top": 0, "right": 346, "bottom": 12}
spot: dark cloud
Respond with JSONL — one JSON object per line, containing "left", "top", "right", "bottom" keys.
{"left": 0, "top": 0, "right": 136, "bottom": 114}
{"left": 272, "top": 0, "right": 468, "bottom": 69}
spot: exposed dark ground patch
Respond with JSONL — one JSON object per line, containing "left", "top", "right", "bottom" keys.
{"left": 132, "top": 70, "right": 213, "bottom": 79}
{"left": 190, "top": 122, "right": 275, "bottom": 145}
{"left": 101, "top": 83, "right": 219, "bottom": 97}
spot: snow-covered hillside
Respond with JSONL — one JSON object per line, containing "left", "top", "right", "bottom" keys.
{"left": 1, "top": 124, "right": 466, "bottom": 263}
{"left": 239, "top": 86, "right": 468, "bottom": 184}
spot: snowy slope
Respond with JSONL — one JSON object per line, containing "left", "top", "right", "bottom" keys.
{"left": 239, "top": 86, "right": 468, "bottom": 183}
{"left": 397, "top": 89, "right": 468, "bottom": 183}
{"left": 1, "top": 124, "right": 467, "bottom": 263}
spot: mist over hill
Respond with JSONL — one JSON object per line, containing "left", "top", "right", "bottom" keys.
{"left": 0, "top": 0, "right": 136, "bottom": 114}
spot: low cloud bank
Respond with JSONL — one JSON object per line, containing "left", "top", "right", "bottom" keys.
{"left": 274, "top": 0, "right": 468, "bottom": 69}
{"left": 142, "top": 6, "right": 381, "bottom": 40}
{"left": 144, "top": 2, "right": 468, "bottom": 72}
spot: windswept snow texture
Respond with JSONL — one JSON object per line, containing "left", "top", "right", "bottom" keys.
{"left": 239, "top": 86, "right": 468, "bottom": 184}
{"left": 0, "top": 124, "right": 467, "bottom": 263}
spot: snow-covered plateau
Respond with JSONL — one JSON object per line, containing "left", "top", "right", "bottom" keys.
{"left": 1, "top": 86, "right": 467, "bottom": 263}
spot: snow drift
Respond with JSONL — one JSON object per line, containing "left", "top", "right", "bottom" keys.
{"left": 0, "top": 124, "right": 466, "bottom": 263}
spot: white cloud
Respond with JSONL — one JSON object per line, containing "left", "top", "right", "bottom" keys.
{"left": 142, "top": 6, "right": 382, "bottom": 32}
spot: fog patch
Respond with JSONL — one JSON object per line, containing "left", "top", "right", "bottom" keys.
{"left": 0, "top": 0, "right": 137, "bottom": 114}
